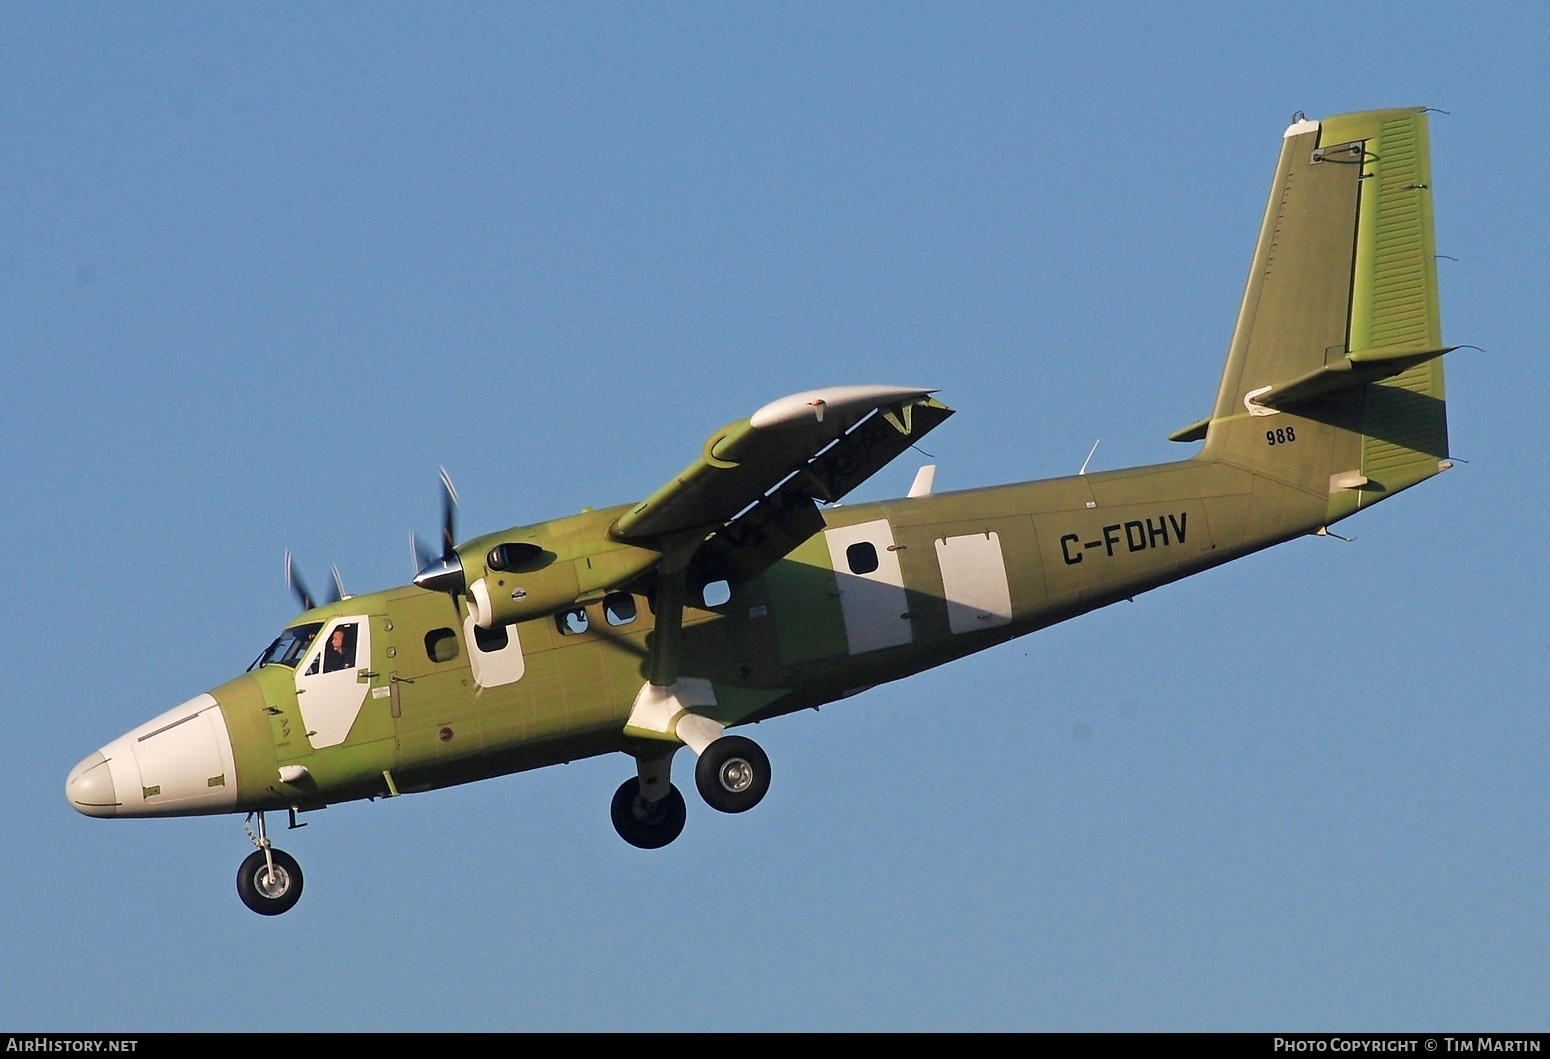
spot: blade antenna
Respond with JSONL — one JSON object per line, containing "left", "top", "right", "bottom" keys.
{"left": 329, "top": 564, "right": 346, "bottom": 604}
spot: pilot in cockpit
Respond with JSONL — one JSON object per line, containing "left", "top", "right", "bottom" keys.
{"left": 321, "top": 624, "right": 357, "bottom": 674}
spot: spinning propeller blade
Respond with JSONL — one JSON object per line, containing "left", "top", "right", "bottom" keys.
{"left": 285, "top": 552, "right": 343, "bottom": 612}
{"left": 410, "top": 532, "right": 438, "bottom": 579}
{"left": 284, "top": 551, "right": 315, "bottom": 612}
{"left": 439, "top": 466, "right": 459, "bottom": 561}
{"left": 412, "top": 467, "right": 467, "bottom": 594}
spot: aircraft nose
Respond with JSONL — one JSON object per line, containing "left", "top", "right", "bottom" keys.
{"left": 66, "top": 751, "right": 119, "bottom": 818}
{"left": 67, "top": 692, "right": 241, "bottom": 819}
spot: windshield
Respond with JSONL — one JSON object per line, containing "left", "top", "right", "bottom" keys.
{"left": 248, "top": 623, "right": 324, "bottom": 671}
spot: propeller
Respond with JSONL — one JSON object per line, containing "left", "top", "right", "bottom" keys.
{"left": 410, "top": 532, "right": 438, "bottom": 579}
{"left": 285, "top": 551, "right": 345, "bottom": 613}
{"left": 285, "top": 550, "right": 314, "bottom": 611}
{"left": 412, "top": 467, "right": 467, "bottom": 595}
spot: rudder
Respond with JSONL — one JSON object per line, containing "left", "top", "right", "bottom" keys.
{"left": 1331, "top": 108, "right": 1449, "bottom": 515}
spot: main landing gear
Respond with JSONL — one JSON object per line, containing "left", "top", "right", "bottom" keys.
{"left": 237, "top": 811, "right": 304, "bottom": 916}
{"left": 695, "top": 735, "right": 771, "bottom": 814}
{"left": 611, "top": 778, "right": 687, "bottom": 849}
{"left": 610, "top": 734, "right": 772, "bottom": 848}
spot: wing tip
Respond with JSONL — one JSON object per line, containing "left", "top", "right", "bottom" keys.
{"left": 749, "top": 385, "right": 937, "bottom": 429}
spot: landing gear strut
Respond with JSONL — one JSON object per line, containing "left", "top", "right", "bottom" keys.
{"left": 237, "top": 811, "right": 304, "bottom": 916}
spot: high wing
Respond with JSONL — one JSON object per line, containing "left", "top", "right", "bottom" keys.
{"left": 612, "top": 384, "right": 953, "bottom": 580}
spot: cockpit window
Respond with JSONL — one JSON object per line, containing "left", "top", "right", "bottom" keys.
{"left": 321, "top": 623, "right": 359, "bottom": 673}
{"left": 249, "top": 623, "right": 323, "bottom": 671}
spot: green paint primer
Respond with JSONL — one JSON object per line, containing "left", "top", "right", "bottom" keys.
{"left": 709, "top": 684, "right": 789, "bottom": 726}
{"left": 1348, "top": 111, "right": 1448, "bottom": 501}
{"left": 764, "top": 532, "right": 848, "bottom": 666}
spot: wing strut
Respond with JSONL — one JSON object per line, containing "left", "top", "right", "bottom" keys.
{"left": 624, "top": 535, "right": 726, "bottom": 762}
{"left": 647, "top": 552, "right": 690, "bottom": 689}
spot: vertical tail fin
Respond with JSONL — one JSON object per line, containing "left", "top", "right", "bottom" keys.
{"left": 1193, "top": 108, "right": 1450, "bottom": 521}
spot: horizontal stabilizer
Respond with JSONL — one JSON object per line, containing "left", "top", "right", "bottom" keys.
{"left": 1175, "top": 345, "right": 1456, "bottom": 439}
{"left": 1169, "top": 417, "right": 1211, "bottom": 444}
{"left": 1248, "top": 346, "right": 1455, "bottom": 412}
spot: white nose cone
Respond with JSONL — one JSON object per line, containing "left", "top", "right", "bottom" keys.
{"left": 66, "top": 694, "right": 240, "bottom": 819}
{"left": 66, "top": 752, "right": 119, "bottom": 817}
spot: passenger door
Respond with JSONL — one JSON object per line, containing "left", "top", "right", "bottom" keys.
{"left": 823, "top": 519, "right": 914, "bottom": 654}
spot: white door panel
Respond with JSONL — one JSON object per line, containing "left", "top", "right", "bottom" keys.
{"left": 936, "top": 532, "right": 1013, "bottom": 634}
{"left": 824, "top": 519, "right": 913, "bottom": 655}
{"left": 463, "top": 615, "right": 526, "bottom": 688}
{"left": 294, "top": 616, "right": 372, "bottom": 748}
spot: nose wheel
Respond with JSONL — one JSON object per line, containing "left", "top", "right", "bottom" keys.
{"left": 237, "top": 848, "right": 304, "bottom": 915}
{"left": 237, "top": 811, "right": 305, "bottom": 915}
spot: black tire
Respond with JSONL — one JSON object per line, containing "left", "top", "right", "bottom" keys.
{"left": 236, "top": 848, "right": 304, "bottom": 916}
{"left": 610, "top": 778, "right": 687, "bottom": 850}
{"left": 695, "top": 735, "right": 771, "bottom": 814}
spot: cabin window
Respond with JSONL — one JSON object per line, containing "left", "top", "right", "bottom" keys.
{"left": 424, "top": 628, "right": 460, "bottom": 663}
{"left": 473, "top": 623, "right": 509, "bottom": 653}
{"left": 846, "top": 541, "right": 879, "bottom": 575}
{"left": 603, "top": 592, "right": 637, "bottom": 626}
{"left": 701, "top": 580, "right": 731, "bottom": 608}
{"left": 557, "top": 607, "right": 590, "bottom": 636}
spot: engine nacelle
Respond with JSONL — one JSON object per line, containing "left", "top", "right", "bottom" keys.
{"left": 459, "top": 510, "right": 661, "bottom": 628}
{"left": 468, "top": 561, "right": 581, "bottom": 628}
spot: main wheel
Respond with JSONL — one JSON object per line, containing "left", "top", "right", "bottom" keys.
{"left": 611, "top": 779, "right": 687, "bottom": 849}
{"left": 695, "top": 735, "right": 771, "bottom": 814}
{"left": 236, "top": 848, "right": 304, "bottom": 916}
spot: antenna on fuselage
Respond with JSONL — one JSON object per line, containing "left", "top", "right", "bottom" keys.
{"left": 1079, "top": 439, "right": 1101, "bottom": 476}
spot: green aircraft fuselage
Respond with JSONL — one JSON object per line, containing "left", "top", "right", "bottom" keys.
{"left": 66, "top": 106, "right": 1458, "bottom": 916}
{"left": 184, "top": 446, "right": 1431, "bottom": 815}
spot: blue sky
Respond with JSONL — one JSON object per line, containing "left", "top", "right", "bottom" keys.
{"left": 3, "top": 3, "right": 1545, "bottom": 1030}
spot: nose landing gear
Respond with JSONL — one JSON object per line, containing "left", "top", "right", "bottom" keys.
{"left": 237, "top": 811, "right": 304, "bottom": 916}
